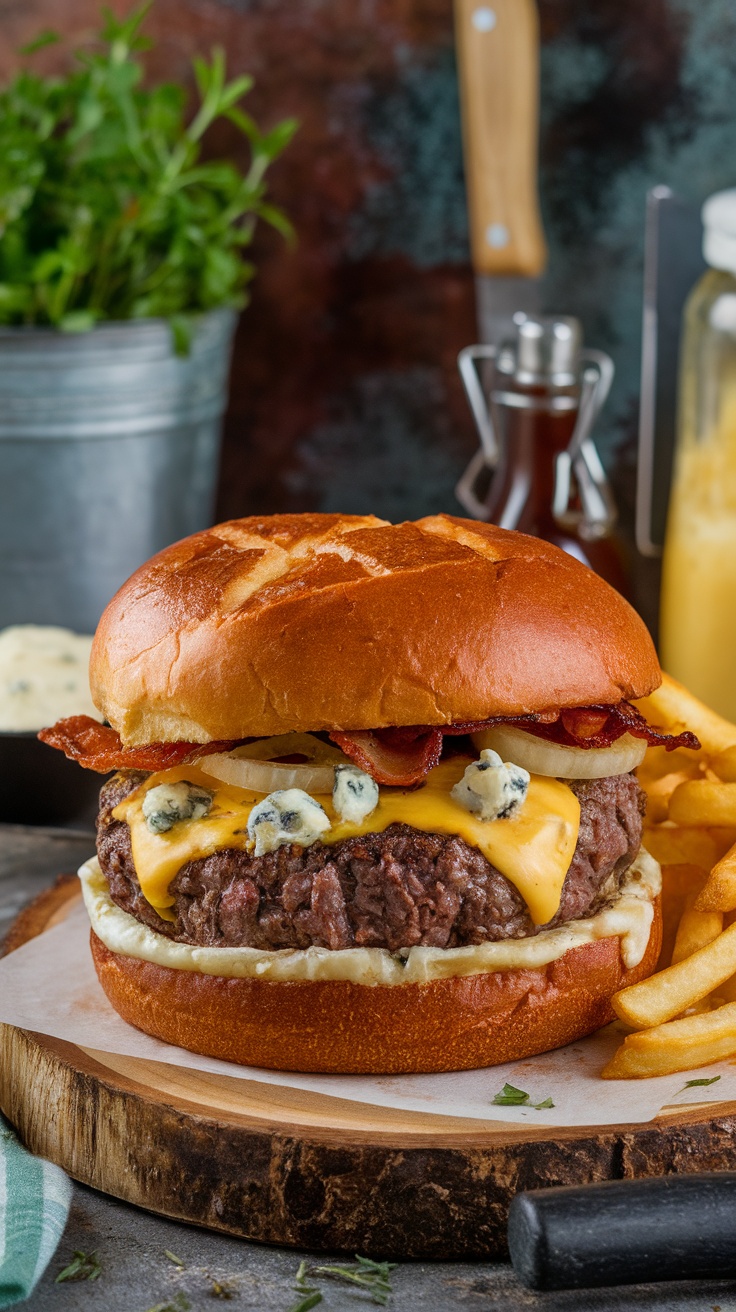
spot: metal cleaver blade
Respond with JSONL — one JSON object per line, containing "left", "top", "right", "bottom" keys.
{"left": 475, "top": 273, "right": 543, "bottom": 347}
{"left": 636, "top": 185, "right": 706, "bottom": 557}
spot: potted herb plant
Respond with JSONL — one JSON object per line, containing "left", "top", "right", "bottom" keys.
{"left": 0, "top": 5, "right": 295, "bottom": 631}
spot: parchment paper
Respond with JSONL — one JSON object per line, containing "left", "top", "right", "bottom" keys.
{"left": 1, "top": 891, "right": 735, "bottom": 1127}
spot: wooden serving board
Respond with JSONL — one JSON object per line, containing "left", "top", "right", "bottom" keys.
{"left": 3, "top": 880, "right": 736, "bottom": 1260}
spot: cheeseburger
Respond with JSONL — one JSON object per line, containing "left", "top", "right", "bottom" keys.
{"left": 41, "top": 513, "right": 698, "bottom": 1074}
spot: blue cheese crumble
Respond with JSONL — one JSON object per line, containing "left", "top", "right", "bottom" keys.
{"left": 332, "top": 764, "right": 379, "bottom": 824}
{"left": 142, "top": 780, "right": 214, "bottom": 834}
{"left": 451, "top": 749, "right": 530, "bottom": 822}
{"left": 247, "top": 788, "right": 330, "bottom": 857}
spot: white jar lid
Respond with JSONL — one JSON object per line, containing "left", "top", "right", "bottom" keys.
{"left": 703, "top": 189, "right": 736, "bottom": 273}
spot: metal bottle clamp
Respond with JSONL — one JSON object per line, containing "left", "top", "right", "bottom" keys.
{"left": 456, "top": 314, "right": 617, "bottom": 540}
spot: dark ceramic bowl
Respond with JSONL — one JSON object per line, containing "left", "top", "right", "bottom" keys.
{"left": 0, "top": 731, "right": 105, "bottom": 828}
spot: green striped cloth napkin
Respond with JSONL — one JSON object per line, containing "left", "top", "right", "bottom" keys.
{"left": 0, "top": 1114, "right": 72, "bottom": 1308}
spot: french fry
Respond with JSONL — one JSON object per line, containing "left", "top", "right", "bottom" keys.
{"left": 638, "top": 744, "right": 705, "bottom": 784}
{"left": 602, "top": 1002, "right": 736, "bottom": 1079}
{"left": 612, "top": 921, "right": 736, "bottom": 1028}
{"left": 635, "top": 673, "right": 736, "bottom": 755}
{"left": 638, "top": 747, "right": 704, "bottom": 792}
{"left": 642, "top": 825, "right": 719, "bottom": 871}
{"left": 638, "top": 744, "right": 704, "bottom": 786}
{"left": 668, "top": 781, "right": 736, "bottom": 827}
{"left": 707, "top": 827, "right": 736, "bottom": 860}
{"left": 710, "top": 745, "right": 736, "bottom": 782}
{"left": 657, "top": 864, "right": 709, "bottom": 970}
{"left": 671, "top": 895, "right": 723, "bottom": 964}
{"left": 660, "top": 863, "right": 709, "bottom": 899}
{"left": 644, "top": 772, "right": 702, "bottom": 824}
{"left": 694, "top": 841, "right": 736, "bottom": 913}
{"left": 714, "top": 975, "right": 736, "bottom": 1004}
{"left": 599, "top": 682, "right": 736, "bottom": 1079}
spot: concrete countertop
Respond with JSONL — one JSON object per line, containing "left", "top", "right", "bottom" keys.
{"left": 2, "top": 823, "right": 732, "bottom": 1311}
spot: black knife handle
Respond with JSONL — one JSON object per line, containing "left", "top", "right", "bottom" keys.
{"left": 508, "top": 1172, "right": 736, "bottom": 1290}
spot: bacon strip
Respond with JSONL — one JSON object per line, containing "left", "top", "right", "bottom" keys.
{"left": 608, "top": 699, "right": 701, "bottom": 750}
{"left": 508, "top": 702, "right": 700, "bottom": 753}
{"left": 329, "top": 727, "right": 443, "bottom": 787}
{"left": 331, "top": 703, "right": 699, "bottom": 786}
{"left": 440, "top": 711, "right": 560, "bottom": 735}
{"left": 37, "top": 716, "right": 236, "bottom": 774}
{"left": 40, "top": 698, "right": 699, "bottom": 785}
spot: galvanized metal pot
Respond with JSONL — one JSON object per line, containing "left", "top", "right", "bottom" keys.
{"left": 0, "top": 308, "right": 236, "bottom": 633}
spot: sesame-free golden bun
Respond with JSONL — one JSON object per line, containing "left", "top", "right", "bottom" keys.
{"left": 90, "top": 513, "right": 661, "bottom": 746}
{"left": 90, "top": 901, "right": 662, "bottom": 1074}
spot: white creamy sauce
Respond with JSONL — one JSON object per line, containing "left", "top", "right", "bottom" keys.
{"left": 0, "top": 625, "right": 101, "bottom": 731}
{"left": 78, "top": 849, "right": 661, "bottom": 987}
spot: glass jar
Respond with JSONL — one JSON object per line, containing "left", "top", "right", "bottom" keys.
{"left": 660, "top": 190, "right": 736, "bottom": 718}
{"left": 457, "top": 314, "right": 630, "bottom": 595}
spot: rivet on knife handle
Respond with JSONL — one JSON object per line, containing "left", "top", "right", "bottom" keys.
{"left": 454, "top": 0, "right": 547, "bottom": 278}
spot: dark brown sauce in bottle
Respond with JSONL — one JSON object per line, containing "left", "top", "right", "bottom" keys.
{"left": 483, "top": 382, "right": 630, "bottom": 595}
{"left": 459, "top": 316, "right": 630, "bottom": 597}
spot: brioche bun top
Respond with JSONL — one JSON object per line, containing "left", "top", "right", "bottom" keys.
{"left": 90, "top": 513, "right": 661, "bottom": 746}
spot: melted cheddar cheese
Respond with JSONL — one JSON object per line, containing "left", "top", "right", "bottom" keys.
{"left": 112, "top": 757, "right": 580, "bottom": 926}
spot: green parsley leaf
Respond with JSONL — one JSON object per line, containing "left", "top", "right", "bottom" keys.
{"left": 19, "top": 31, "right": 59, "bottom": 56}
{"left": 492, "top": 1083, "right": 531, "bottom": 1106}
{"left": 288, "top": 1295, "right": 322, "bottom": 1312}
{"left": 0, "top": 8, "right": 296, "bottom": 342}
{"left": 675, "top": 1075, "right": 722, "bottom": 1096}
{"left": 143, "top": 1295, "right": 190, "bottom": 1312}
{"left": 311, "top": 1255, "right": 397, "bottom": 1306}
{"left": 55, "top": 1250, "right": 101, "bottom": 1283}
{"left": 210, "top": 1278, "right": 237, "bottom": 1300}
{"left": 59, "top": 309, "right": 97, "bottom": 334}
{"left": 290, "top": 1258, "right": 322, "bottom": 1309}
{"left": 291, "top": 1255, "right": 397, "bottom": 1309}
{"left": 492, "top": 1084, "right": 554, "bottom": 1109}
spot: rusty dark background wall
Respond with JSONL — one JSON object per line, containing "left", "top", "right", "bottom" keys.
{"left": 3, "top": 0, "right": 736, "bottom": 538}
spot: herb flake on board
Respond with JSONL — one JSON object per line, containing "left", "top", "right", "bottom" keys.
{"left": 289, "top": 1255, "right": 397, "bottom": 1308}
{"left": 674, "top": 1075, "right": 722, "bottom": 1097}
{"left": 289, "top": 1295, "right": 323, "bottom": 1312}
{"left": 289, "top": 1260, "right": 322, "bottom": 1312}
{"left": 55, "top": 1250, "right": 101, "bottom": 1283}
{"left": 492, "top": 1083, "right": 555, "bottom": 1110}
{"left": 143, "top": 1295, "right": 190, "bottom": 1312}
{"left": 210, "top": 1277, "right": 237, "bottom": 1300}
{"left": 312, "top": 1255, "right": 397, "bottom": 1306}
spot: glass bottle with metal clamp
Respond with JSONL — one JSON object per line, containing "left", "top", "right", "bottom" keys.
{"left": 456, "top": 312, "right": 628, "bottom": 594}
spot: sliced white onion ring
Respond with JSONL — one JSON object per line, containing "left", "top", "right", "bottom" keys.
{"left": 471, "top": 727, "right": 647, "bottom": 779}
{"left": 199, "top": 732, "right": 349, "bottom": 795}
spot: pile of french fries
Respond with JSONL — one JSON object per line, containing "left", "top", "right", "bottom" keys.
{"left": 598, "top": 671, "right": 736, "bottom": 1081}
{"left": 603, "top": 674, "right": 736, "bottom": 1079}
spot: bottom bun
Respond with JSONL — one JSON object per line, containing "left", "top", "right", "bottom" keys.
{"left": 90, "top": 896, "right": 661, "bottom": 1074}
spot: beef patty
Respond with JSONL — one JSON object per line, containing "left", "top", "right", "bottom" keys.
{"left": 96, "top": 770, "right": 646, "bottom": 952}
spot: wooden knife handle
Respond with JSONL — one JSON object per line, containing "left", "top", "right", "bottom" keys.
{"left": 508, "top": 1173, "right": 736, "bottom": 1290}
{"left": 454, "top": 0, "right": 546, "bottom": 277}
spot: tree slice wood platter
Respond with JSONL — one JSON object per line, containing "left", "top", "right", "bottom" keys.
{"left": 3, "top": 879, "right": 736, "bottom": 1260}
